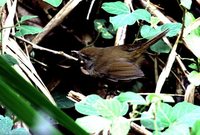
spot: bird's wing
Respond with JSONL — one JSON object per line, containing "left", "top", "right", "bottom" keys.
{"left": 98, "top": 58, "right": 144, "bottom": 82}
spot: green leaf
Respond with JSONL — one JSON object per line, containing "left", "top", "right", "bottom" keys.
{"left": 171, "top": 102, "right": 200, "bottom": 127}
{"left": 140, "top": 25, "right": 161, "bottom": 39}
{"left": 95, "top": 99, "right": 129, "bottom": 119}
{"left": 43, "top": 0, "right": 62, "bottom": 7}
{"left": 94, "top": 19, "right": 106, "bottom": 32}
{"left": 188, "top": 63, "right": 198, "bottom": 70}
{"left": 94, "top": 19, "right": 113, "bottom": 39}
{"left": 150, "top": 16, "right": 160, "bottom": 27}
{"left": 141, "top": 103, "right": 173, "bottom": 130}
{"left": 192, "top": 120, "right": 200, "bottom": 135}
{"left": 19, "top": 15, "right": 38, "bottom": 23}
{"left": 1, "top": 54, "right": 18, "bottom": 66}
{"left": 0, "top": 115, "right": 29, "bottom": 135}
{"left": 110, "top": 9, "right": 151, "bottom": 30}
{"left": 52, "top": 91, "right": 75, "bottom": 109}
{"left": 185, "top": 12, "right": 195, "bottom": 27}
{"left": 0, "top": 56, "right": 88, "bottom": 135}
{"left": 160, "top": 124, "right": 190, "bottom": 135}
{"left": 161, "top": 23, "right": 182, "bottom": 37}
{"left": 101, "top": 1, "right": 130, "bottom": 15}
{"left": 75, "top": 95, "right": 103, "bottom": 115}
{"left": 180, "top": 0, "right": 192, "bottom": 9}
{"left": 131, "top": 9, "right": 151, "bottom": 23}
{"left": 110, "top": 13, "right": 137, "bottom": 30}
{"left": 150, "top": 40, "right": 171, "bottom": 53}
{"left": 188, "top": 71, "right": 200, "bottom": 86}
{"left": 110, "top": 117, "right": 130, "bottom": 135}
{"left": 146, "top": 93, "right": 162, "bottom": 103}
{"left": 185, "top": 12, "right": 200, "bottom": 36}
{"left": 101, "top": 28, "right": 113, "bottom": 39}
{"left": 15, "top": 25, "right": 43, "bottom": 36}
{"left": 0, "top": 0, "right": 7, "bottom": 6}
{"left": 76, "top": 115, "right": 111, "bottom": 134}
{"left": 184, "top": 34, "right": 200, "bottom": 58}
{"left": 116, "top": 91, "right": 146, "bottom": 105}
{"left": 141, "top": 102, "right": 200, "bottom": 132}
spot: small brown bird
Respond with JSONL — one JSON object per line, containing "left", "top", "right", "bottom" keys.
{"left": 75, "top": 30, "right": 168, "bottom": 82}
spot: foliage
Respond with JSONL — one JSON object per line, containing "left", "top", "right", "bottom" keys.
{"left": 43, "top": 0, "right": 62, "bottom": 7}
{"left": 141, "top": 102, "right": 200, "bottom": 135}
{"left": 15, "top": 15, "right": 43, "bottom": 37}
{"left": 180, "top": 0, "right": 192, "bottom": 9}
{"left": 102, "top": 1, "right": 151, "bottom": 30}
{"left": 0, "top": 55, "right": 88, "bottom": 135}
{"left": 75, "top": 92, "right": 146, "bottom": 135}
{"left": 75, "top": 92, "right": 200, "bottom": 135}
{"left": 0, "top": 0, "right": 6, "bottom": 7}
{"left": 99, "top": 1, "right": 181, "bottom": 54}
{"left": 0, "top": 115, "right": 29, "bottom": 135}
{"left": 94, "top": 19, "right": 114, "bottom": 39}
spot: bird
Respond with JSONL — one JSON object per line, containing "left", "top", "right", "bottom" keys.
{"left": 74, "top": 30, "right": 168, "bottom": 82}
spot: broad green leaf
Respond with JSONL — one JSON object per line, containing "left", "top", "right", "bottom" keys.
{"left": 0, "top": 116, "right": 13, "bottom": 134}
{"left": 76, "top": 115, "right": 111, "bottom": 134}
{"left": 146, "top": 93, "right": 162, "bottom": 103}
{"left": 110, "top": 13, "right": 137, "bottom": 30}
{"left": 160, "top": 124, "right": 190, "bottom": 135}
{"left": 180, "top": 0, "right": 192, "bottom": 9}
{"left": 101, "top": 28, "right": 113, "bottom": 39}
{"left": 94, "top": 19, "right": 113, "bottom": 39}
{"left": 15, "top": 25, "right": 43, "bottom": 36}
{"left": 146, "top": 93, "right": 174, "bottom": 103}
{"left": 192, "top": 120, "right": 200, "bottom": 135}
{"left": 95, "top": 99, "right": 129, "bottom": 119}
{"left": 110, "top": 117, "right": 130, "bottom": 135}
{"left": 0, "top": 115, "right": 29, "bottom": 135}
{"left": 140, "top": 25, "right": 161, "bottom": 39}
{"left": 141, "top": 101, "right": 200, "bottom": 132}
{"left": 184, "top": 12, "right": 200, "bottom": 36}
{"left": 116, "top": 91, "right": 146, "bottom": 105}
{"left": 52, "top": 91, "right": 75, "bottom": 109}
{"left": 184, "top": 34, "right": 200, "bottom": 58}
{"left": 141, "top": 103, "right": 173, "bottom": 130}
{"left": 110, "top": 9, "right": 151, "bottom": 30}
{"left": 161, "top": 23, "right": 182, "bottom": 37}
{"left": 94, "top": 19, "right": 106, "bottom": 32}
{"left": 102, "top": 1, "right": 130, "bottom": 15}
{"left": 185, "top": 12, "right": 195, "bottom": 27}
{"left": 141, "top": 111, "right": 165, "bottom": 131}
{"left": 75, "top": 94, "right": 103, "bottom": 115}
{"left": 19, "top": 15, "right": 38, "bottom": 23}
{"left": 43, "top": 0, "right": 62, "bottom": 7}
{"left": 0, "top": 0, "right": 6, "bottom": 6}
{"left": 188, "top": 71, "right": 200, "bottom": 86}
{"left": 131, "top": 9, "right": 151, "bottom": 23}
{"left": 188, "top": 63, "right": 198, "bottom": 70}
{"left": 150, "top": 16, "right": 160, "bottom": 27}
{"left": 171, "top": 102, "right": 200, "bottom": 127}
{"left": 150, "top": 40, "right": 171, "bottom": 53}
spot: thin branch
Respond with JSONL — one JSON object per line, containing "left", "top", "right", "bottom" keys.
{"left": 13, "top": 35, "right": 78, "bottom": 61}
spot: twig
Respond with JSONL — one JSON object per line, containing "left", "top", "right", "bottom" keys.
{"left": 29, "top": 0, "right": 83, "bottom": 50}
{"left": 130, "top": 122, "right": 152, "bottom": 135}
{"left": 13, "top": 35, "right": 78, "bottom": 61}
{"left": 140, "top": 0, "right": 190, "bottom": 94}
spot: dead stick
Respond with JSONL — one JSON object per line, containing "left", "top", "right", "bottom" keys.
{"left": 30, "top": 0, "right": 83, "bottom": 50}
